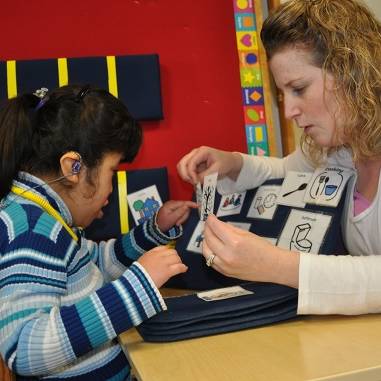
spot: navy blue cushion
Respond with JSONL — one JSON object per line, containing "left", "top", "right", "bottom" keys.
{"left": 116, "top": 55, "right": 163, "bottom": 120}
{"left": 0, "top": 61, "right": 6, "bottom": 100}
{"left": 67, "top": 57, "right": 108, "bottom": 90}
{"left": 138, "top": 282, "right": 297, "bottom": 342}
{"left": 1, "top": 55, "right": 163, "bottom": 120}
{"left": 15, "top": 59, "right": 60, "bottom": 95}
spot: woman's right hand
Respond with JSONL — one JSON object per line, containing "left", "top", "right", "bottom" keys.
{"left": 137, "top": 246, "right": 188, "bottom": 288}
{"left": 177, "top": 146, "right": 243, "bottom": 185}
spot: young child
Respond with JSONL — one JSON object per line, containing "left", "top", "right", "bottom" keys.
{"left": 0, "top": 84, "right": 196, "bottom": 380}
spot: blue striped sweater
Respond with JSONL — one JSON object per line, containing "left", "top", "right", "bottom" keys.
{"left": 0, "top": 172, "right": 181, "bottom": 380}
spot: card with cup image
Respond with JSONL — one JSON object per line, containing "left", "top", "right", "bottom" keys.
{"left": 303, "top": 166, "right": 354, "bottom": 207}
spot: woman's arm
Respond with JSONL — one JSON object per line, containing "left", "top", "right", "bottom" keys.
{"left": 298, "top": 253, "right": 381, "bottom": 315}
{"left": 217, "top": 147, "right": 316, "bottom": 194}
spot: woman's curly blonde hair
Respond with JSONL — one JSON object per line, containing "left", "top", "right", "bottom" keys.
{"left": 261, "top": 0, "right": 381, "bottom": 163}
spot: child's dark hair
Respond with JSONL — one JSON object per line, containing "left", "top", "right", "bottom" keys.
{"left": 0, "top": 84, "right": 142, "bottom": 199}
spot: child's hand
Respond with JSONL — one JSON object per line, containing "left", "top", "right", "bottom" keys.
{"left": 138, "top": 246, "right": 188, "bottom": 288}
{"left": 156, "top": 200, "right": 198, "bottom": 232}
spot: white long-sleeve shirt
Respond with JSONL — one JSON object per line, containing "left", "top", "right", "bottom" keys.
{"left": 218, "top": 147, "right": 381, "bottom": 315}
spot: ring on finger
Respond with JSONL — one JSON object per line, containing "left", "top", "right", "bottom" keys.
{"left": 206, "top": 253, "right": 216, "bottom": 267}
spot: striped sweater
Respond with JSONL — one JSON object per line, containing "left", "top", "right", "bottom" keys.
{"left": 0, "top": 172, "right": 181, "bottom": 380}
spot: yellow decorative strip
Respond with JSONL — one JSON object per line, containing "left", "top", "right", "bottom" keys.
{"left": 6, "top": 60, "right": 17, "bottom": 98}
{"left": 117, "top": 171, "right": 129, "bottom": 234}
{"left": 11, "top": 186, "right": 78, "bottom": 242}
{"left": 106, "top": 56, "right": 118, "bottom": 97}
{"left": 58, "top": 58, "right": 68, "bottom": 87}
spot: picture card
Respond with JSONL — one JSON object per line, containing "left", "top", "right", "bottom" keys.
{"left": 127, "top": 185, "right": 163, "bottom": 225}
{"left": 247, "top": 185, "right": 281, "bottom": 220}
{"left": 197, "top": 286, "right": 254, "bottom": 301}
{"left": 277, "top": 171, "right": 313, "bottom": 208}
{"left": 201, "top": 172, "right": 218, "bottom": 221}
{"left": 186, "top": 220, "right": 205, "bottom": 254}
{"left": 277, "top": 209, "right": 332, "bottom": 253}
{"left": 216, "top": 191, "right": 246, "bottom": 217}
{"left": 195, "top": 182, "right": 203, "bottom": 219}
{"left": 304, "top": 166, "right": 354, "bottom": 207}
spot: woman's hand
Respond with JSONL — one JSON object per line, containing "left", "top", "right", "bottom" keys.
{"left": 202, "top": 215, "right": 300, "bottom": 288}
{"left": 137, "top": 246, "right": 188, "bottom": 288}
{"left": 177, "top": 146, "right": 243, "bottom": 185}
{"left": 156, "top": 200, "right": 198, "bottom": 232}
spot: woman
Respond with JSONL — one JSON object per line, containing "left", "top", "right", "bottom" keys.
{"left": 0, "top": 84, "right": 196, "bottom": 380}
{"left": 177, "top": 0, "right": 381, "bottom": 315}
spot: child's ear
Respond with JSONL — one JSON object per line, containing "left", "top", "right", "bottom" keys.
{"left": 59, "top": 151, "right": 82, "bottom": 183}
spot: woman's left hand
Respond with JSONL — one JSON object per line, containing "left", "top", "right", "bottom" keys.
{"left": 156, "top": 200, "right": 198, "bottom": 232}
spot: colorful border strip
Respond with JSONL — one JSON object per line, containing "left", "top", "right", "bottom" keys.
{"left": 233, "top": 0, "right": 270, "bottom": 156}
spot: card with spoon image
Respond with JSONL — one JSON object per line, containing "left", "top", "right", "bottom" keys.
{"left": 277, "top": 171, "right": 313, "bottom": 208}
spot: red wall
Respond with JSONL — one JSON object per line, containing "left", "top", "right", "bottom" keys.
{"left": 1, "top": 0, "right": 246, "bottom": 200}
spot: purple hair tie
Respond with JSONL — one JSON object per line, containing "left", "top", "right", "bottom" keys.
{"left": 33, "top": 87, "right": 49, "bottom": 111}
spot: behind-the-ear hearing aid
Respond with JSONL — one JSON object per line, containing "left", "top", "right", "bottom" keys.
{"left": 71, "top": 160, "right": 81, "bottom": 174}
{"left": 70, "top": 151, "right": 82, "bottom": 175}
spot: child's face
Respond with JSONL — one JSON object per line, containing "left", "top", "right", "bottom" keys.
{"left": 71, "top": 152, "right": 122, "bottom": 228}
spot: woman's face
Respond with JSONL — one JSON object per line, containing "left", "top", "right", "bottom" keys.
{"left": 269, "top": 47, "right": 345, "bottom": 148}
{"left": 70, "top": 152, "right": 122, "bottom": 228}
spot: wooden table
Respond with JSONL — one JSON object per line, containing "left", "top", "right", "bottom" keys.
{"left": 119, "top": 290, "right": 381, "bottom": 381}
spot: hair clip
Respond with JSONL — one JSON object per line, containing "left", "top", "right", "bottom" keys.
{"left": 33, "top": 87, "right": 49, "bottom": 111}
{"left": 33, "top": 87, "right": 49, "bottom": 99}
{"left": 75, "top": 85, "right": 91, "bottom": 103}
